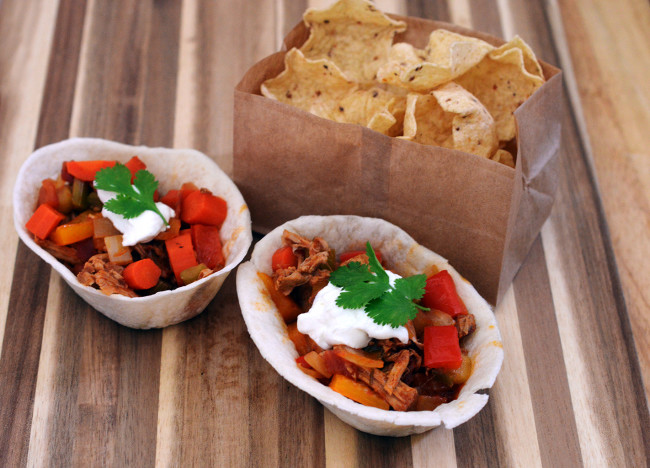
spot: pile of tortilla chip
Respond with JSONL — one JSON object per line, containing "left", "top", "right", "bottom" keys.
{"left": 260, "top": 0, "right": 546, "bottom": 167}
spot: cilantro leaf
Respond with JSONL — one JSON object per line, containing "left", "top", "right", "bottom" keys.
{"left": 329, "top": 243, "right": 428, "bottom": 328}
{"left": 365, "top": 241, "right": 388, "bottom": 282}
{"left": 95, "top": 163, "right": 168, "bottom": 225}
{"left": 331, "top": 261, "right": 389, "bottom": 309}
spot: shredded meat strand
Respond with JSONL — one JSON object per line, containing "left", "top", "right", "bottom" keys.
{"left": 384, "top": 350, "right": 411, "bottom": 395}
{"left": 77, "top": 254, "right": 137, "bottom": 297}
{"left": 34, "top": 237, "right": 82, "bottom": 264}
{"left": 274, "top": 230, "right": 332, "bottom": 296}
{"left": 352, "top": 365, "right": 418, "bottom": 411}
{"left": 456, "top": 313, "right": 476, "bottom": 339}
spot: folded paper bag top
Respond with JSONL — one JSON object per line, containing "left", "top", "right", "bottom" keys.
{"left": 233, "top": 15, "right": 562, "bottom": 305}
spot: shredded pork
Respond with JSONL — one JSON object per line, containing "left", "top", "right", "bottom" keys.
{"left": 77, "top": 254, "right": 137, "bottom": 298}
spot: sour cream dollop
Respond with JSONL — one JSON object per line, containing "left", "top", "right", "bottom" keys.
{"left": 297, "top": 270, "right": 409, "bottom": 349}
{"left": 96, "top": 189, "right": 175, "bottom": 246}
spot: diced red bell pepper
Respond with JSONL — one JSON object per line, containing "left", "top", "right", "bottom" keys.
{"left": 124, "top": 156, "right": 147, "bottom": 182}
{"left": 191, "top": 224, "right": 225, "bottom": 270}
{"left": 38, "top": 179, "right": 59, "bottom": 209}
{"left": 423, "top": 325, "right": 462, "bottom": 370}
{"left": 271, "top": 246, "right": 298, "bottom": 271}
{"left": 421, "top": 270, "right": 468, "bottom": 318}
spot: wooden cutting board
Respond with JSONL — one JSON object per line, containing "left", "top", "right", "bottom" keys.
{"left": 0, "top": 1, "right": 648, "bottom": 466}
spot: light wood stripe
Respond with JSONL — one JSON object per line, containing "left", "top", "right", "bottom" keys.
{"left": 0, "top": 0, "right": 60, "bottom": 354}
{"left": 26, "top": 276, "right": 65, "bottom": 467}
{"left": 324, "top": 410, "right": 359, "bottom": 468}
{"left": 513, "top": 239, "right": 583, "bottom": 468}
{"left": 411, "top": 428, "right": 456, "bottom": 468}
{"left": 490, "top": 287, "right": 542, "bottom": 468}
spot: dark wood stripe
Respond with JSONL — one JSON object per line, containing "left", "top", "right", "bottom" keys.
{"left": 139, "top": 0, "right": 181, "bottom": 146}
{"left": 454, "top": 398, "right": 501, "bottom": 467}
{"left": 550, "top": 98, "right": 650, "bottom": 465}
{"left": 356, "top": 432, "right": 413, "bottom": 468}
{"left": 177, "top": 281, "right": 253, "bottom": 466}
{"left": 514, "top": 238, "right": 583, "bottom": 468}
{"left": 0, "top": 245, "right": 52, "bottom": 467}
{"left": 35, "top": 0, "right": 87, "bottom": 149}
{"left": 0, "top": 0, "right": 87, "bottom": 465}
{"left": 406, "top": 0, "right": 451, "bottom": 21}
{"left": 468, "top": 0, "right": 503, "bottom": 37}
{"left": 277, "top": 379, "right": 326, "bottom": 468}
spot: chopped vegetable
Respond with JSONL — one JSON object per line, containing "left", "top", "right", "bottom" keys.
{"left": 329, "top": 374, "right": 389, "bottom": 410}
{"left": 421, "top": 270, "right": 468, "bottom": 317}
{"left": 165, "top": 232, "right": 198, "bottom": 285}
{"left": 123, "top": 258, "right": 162, "bottom": 290}
{"left": 257, "top": 272, "right": 302, "bottom": 323}
{"left": 181, "top": 190, "right": 227, "bottom": 228}
{"left": 271, "top": 246, "right": 298, "bottom": 271}
{"left": 333, "top": 345, "right": 384, "bottom": 369}
{"left": 56, "top": 185, "right": 73, "bottom": 214}
{"left": 26, "top": 204, "right": 65, "bottom": 240}
{"left": 66, "top": 160, "right": 116, "bottom": 181}
{"left": 38, "top": 179, "right": 59, "bottom": 209}
{"left": 296, "top": 356, "right": 325, "bottom": 380}
{"left": 303, "top": 351, "right": 333, "bottom": 378}
{"left": 160, "top": 190, "right": 182, "bottom": 217}
{"left": 423, "top": 325, "right": 462, "bottom": 370}
{"left": 154, "top": 217, "right": 181, "bottom": 241}
{"left": 124, "top": 156, "right": 147, "bottom": 181}
{"left": 339, "top": 249, "right": 382, "bottom": 264}
{"left": 71, "top": 177, "right": 90, "bottom": 210}
{"left": 191, "top": 224, "right": 225, "bottom": 270}
{"left": 104, "top": 235, "right": 133, "bottom": 265}
{"left": 287, "top": 322, "right": 314, "bottom": 355}
{"left": 92, "top": 217, "right": 120, "bottom": 238}
{"left": 412, "top": 308, "right": 454, "bottom": 337}
{"left": 50, "top": 220, "right": 94, "bottom": 246}
{"left": 180, "top": 263, "right": 208, "bottom": 285}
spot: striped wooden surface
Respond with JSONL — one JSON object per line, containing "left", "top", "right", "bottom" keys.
{"left": 1, "top": 0, "right": 648, "bottom": 466}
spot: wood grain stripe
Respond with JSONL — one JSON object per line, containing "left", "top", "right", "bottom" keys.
{"left": 357, "top": 432, "right": 413, "bottom": 468}
{"left": 489, "top": 287, "right": 542, "bottom": 468}
{"left": 411, "top": 429, "right": 456, "bottom": 468}
{"left": 0, "top": 245, "right": 54, "bottom": 467}
{"left": 0, "top": 0, "right": 60, "bottom": 353}
{"left": 513, "top": 238, "right": 583, "bottom": 468}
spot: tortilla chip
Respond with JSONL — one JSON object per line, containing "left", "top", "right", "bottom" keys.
{"left": 377, "top": 29, "right": 494, "bottom": 92}
{"left": 401, "top": 83, "right": 498, "bottom": 158}
{"left": 328, "top": 86, "right": 406, "bottom": 136}
{"left": 261, "top": 48, "right": 357, "bottom": 119}
{"left": 456, "top": 36, "right": 545, "bottom": 141}
{"left": 491, "top": 149, "right": 515, "bottom": 168}
{"left": 236, "top": 215, "right": 503, "bottom": 435}
{"left": 300, "top": 0, "right": 406, "bottom": 83}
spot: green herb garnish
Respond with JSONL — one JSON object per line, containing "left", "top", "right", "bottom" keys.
{"left": 94, "top": 163, "right": 168, "bottom": 225}
{"left": 329, "top": 242, "right": 428, "bottom": 328}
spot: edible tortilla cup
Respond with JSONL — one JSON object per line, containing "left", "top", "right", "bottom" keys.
{"left": 236, "top": 215, "right": 503, "bottom": 436}
{"left": 14, "top": 138, "right": 252, "bottom": 329}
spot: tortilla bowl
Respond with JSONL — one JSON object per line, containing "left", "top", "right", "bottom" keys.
{"left": 13, "top": 138, "right": 252, "bottom": 329}
{"left": 236, "top": 215, "right": 503, "bottom": 436}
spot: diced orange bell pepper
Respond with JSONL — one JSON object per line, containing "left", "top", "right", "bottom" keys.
{"left": 329, "top": 374, "right": 389, "bottom": 410}
{"left": 257, "top": 272, "right": 302, "bottom": 323}
{"left": 49, "top": 220, "right": 94, "bottom": 246}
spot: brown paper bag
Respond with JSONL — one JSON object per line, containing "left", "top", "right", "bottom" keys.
{"left": 233, "top": 16, "right": 562, "bottom": 305}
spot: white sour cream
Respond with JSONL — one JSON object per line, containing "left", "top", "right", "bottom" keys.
{"left": 96, "top": 189, "right": 175, "bottom": 246}
{"left": 297, "top": 270, "right": 409, "bottom": 349}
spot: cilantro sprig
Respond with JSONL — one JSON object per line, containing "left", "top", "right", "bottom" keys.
{"left": 329, "top": 242, "right": 428, "bottom": 328}
{"left": 95, "top": 163, "right": 168, "bottom": 225}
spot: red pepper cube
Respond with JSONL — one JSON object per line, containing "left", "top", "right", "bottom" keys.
{"left": 423, "top": 325, "right": 462, "bottom": 370}
{"left": 421, "top": 270, "right": 468, "bottom": 318}
{"left": 25, "top": 204, "right": 65, "bottom": 240}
